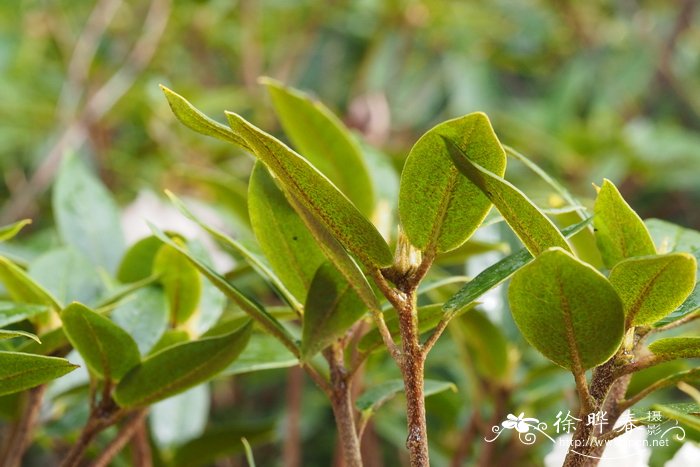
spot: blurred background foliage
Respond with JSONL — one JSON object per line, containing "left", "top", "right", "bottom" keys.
{"left": 1, "top": 0, "right": 699, "bottom": 466}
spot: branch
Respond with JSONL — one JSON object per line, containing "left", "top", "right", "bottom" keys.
{"left": 0, "top": 385, "right": 48, "bottom": 467}
{"left": 652, "top": 310, "right": 700, "bottom": 333}
{"left": 90, "top": 409, "right": 149, "bottom": 467}
{"left": 368, "top": 269, "right": 403, "bottom": 363}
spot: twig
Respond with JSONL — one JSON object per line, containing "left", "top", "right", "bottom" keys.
{"left": 368, "top": 270, "right": 403, "bottom": 363}
{"left": 652, "top": 310, "right": 700, "bottom": 333}
{"left": 90, "top": 409, "right": 149, "bottom": 467}
{"left": 0, "top": 385, "right": 48, "bottom": 467}
{"left": 282, "top": 366, "right": 303, "bottom": 467}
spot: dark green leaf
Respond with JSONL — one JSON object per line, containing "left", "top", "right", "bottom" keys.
{"left": 443, "top": 218, "right": 591, "bottom": 314}
{"left": 0, "top": 351, "right": 77, "bottom": 396}
{"left": 608, "top": 253, "right": 697, "bottom": 327}
{"left": 0, "top": 219, "right": 31, "bottom": 243}
{"left": 154, "top": 242, "right": 202, "bottom": 325}
{"left": 301, "top": 262, "right": 366, "bottom": 360}
{"left": 225, "top": 111, "right": 392, "bottom": 268}
{"left": 593, "top": 179, "right": 656, "bottom": 268}
{"left": 53, "top": 153, "right": 125, "bottom": 273}
{"left": 248, "top": 162, "right": 325, "bottom": 304}
{"left": 444, "top": 136, "right": 571, "bottom": 256}
{"left": 508, "top": 247, "right": 624, "bottom": 370}
{"left": 649, "top": 337, "right": 700, "bottom": 360}
{"left": 356, "top": 379, "right": 457, "bottom": 413}
{"left": 115, "top": 321, "right": 252, "bottom": 408}
{"left": 399, "top": 113, "right": 506, "bottom": 253}
{"left": 222, "top": 333, "right": 298, "bottom": 376}
{"left": 61, "top": 302, "right": 140, "bottom": 381}
{"left": 262, "top": 78, "right": 375, "bottom": 216}
{"left": 151, "top": 227, "right": 299, "bottom": 356}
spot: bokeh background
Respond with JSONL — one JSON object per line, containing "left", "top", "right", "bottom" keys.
{"left": 1, "top": 1, "right": 699, "bottom": 466}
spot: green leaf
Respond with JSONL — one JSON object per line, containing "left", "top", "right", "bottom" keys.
{"left": 356, "top": 379, "right": 457, "bottom": 413}
{"left": 225, "top": 111, "right": 392, "bottom": 269}
{"left": 151, "top": 227, "right": 299, "bottom": 356}
{"left": 0, "top": 302, "right": 48, "bottom": 328}
{"left": 15, "top": 328, "right": 68, "bottom": 356}
{"left": 0, "top": 351, "right": 78, "bottom": 396}
{"left": 261, "top": 78, "right": 375, "bottom": 216}
{"left": 593, "top": 179, "right": 656, "bottom": 268}
{"left": 222, "top": 332, "right": 298, "bottom": 376}
{"left": 608, "top": 253, "right": 697, "bottom": 327}
{"left": 508, "top": 247, "right": 624, "bottom": 370}
{"left": 172, "top": 420, "right": 275, "bottom": 467}
{"left": 61, "top": 302, "right": 140, "bottom": 381}
{"left": 165, "top": 190, "right": 302, "bottom": 315}
{"left": 0, "top": 256, "right": 61, "bottom": 310}
{"left": 443, "top": 136, "right": 571, "bottom": 256}
{"left": 458, "top": 310, "right": 509, "bottom": 381}
{"left": 0, "top": 330, "right": 40, "bottom": 343}
{"left": 626, "top": 361, "right": 689, "bottom": 398}
{"left": 248, "top": 162, "right": 325, "bottom": 304}
{"left": 284, "top": 191, "right": 380, "bottom": 313}
{"left": 649, "top": 337, "right": 700, "bottom": 360}
{"left": 149, "top": 329, "right": 191, "bottom": 355}
{"left": 645, "top": 219, "right": 700, "bottom": 325}
{"left": 150, "top": 384, "right": 209, "bottom": 448}
{"left": 443, "top": 218, "right": 591, "bottom": 314}
{"left": 0, "top": 219, "right": 31, "bottom": 243}
{"left": 160, "top": 85, "right": 251, "bottom": 150}
{"left": 301, "top": 262, "right": 366, "bottom": 360}
{"left": 399, "top": 113, "right": 506, "bottom": 253}
{"left": 154, "top": 242, "right": 203, "bottom": 325}
{"left": 114, "top": 321, "right": 252, "bottom": 408}
{"left": 116, "top": 236, "right": 164, "bottom": 283}
{"left": 53, "top": 153, "right": 125, "bottom": 273}
{"left": 28, "top": 248, "right": 104, "bottom": 307}
{"left": 651, "top": 403, "right": 700, "bottom": 432}
{"left": 111, "top": 286, "right": 169, "bottom": 355}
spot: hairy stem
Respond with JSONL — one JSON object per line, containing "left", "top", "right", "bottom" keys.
{"left": 327, "top": 345, "right": 363, "bottom": 467}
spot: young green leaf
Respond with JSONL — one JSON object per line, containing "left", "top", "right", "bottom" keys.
{"left": 154, "top": 242, "right": 203, "bottom": 325}
{"left": 0, "top": 219, "right": 31, "bottom": 243}
{"left": 593, "top": 179, "right": 656, "bottom": 268}
{"left": 443, "top": 136, "right": 571, "bottom": 256}
{"left": 443, "top": 218, "right": 591, "bottom": 314}
{"left": 114, "top": 321, "right": 252, "bottom": 408}
{"left": 608, "top": 253, "right": 697, "bottom": 327}
{"left": 150, "top": 227, "right": 299, "bottom": 356}
{"left": 261, "top": 78, "right": 375, "bottom": 216}
{"left": 165, "top": 190, "right": 302, "bottom": 315}
{"left": 398, "top": 113, "right": 506, "bottom": 253}
{"left": 53, "top": 153, "right": 125, "bottom": 273}
{"left": 649, "top": 337, "right": 700, "bottom": 360}
{"left": 0, "top": 330, "right": 40, "bottom": 343}
{"left": 0, "top": 352, "right": 78, "bottom": 396}
{"left": 225, "top": 111, "right": 392, "bottom": 269}
{"left": 508, "top": 247, "right": 624, "bottom": 370}
{"left": 651, "top": 403, "right": 700, "bottom": 432}
{"left": 0, "top": 302, "right": 49, "bottom": 328}
{"left": 301, "top": 262, "right": 366, "bottom": 360}
{"left": 117, "top": 235, "right": 164, "bottom": 283}
{"left": 0, "top": 256, "right": 62, "bottom": 310}
{"left": 61, "top": 302, "right": 140, "bottom": 381}
{"left": 15, "top": 328, "right": 68, "bottom": 356}
{"left": 248, "top": 163, "right": 325, "bottom": 303}
{"left": 160, "top": 85, "right": 251, "bottom": 150}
